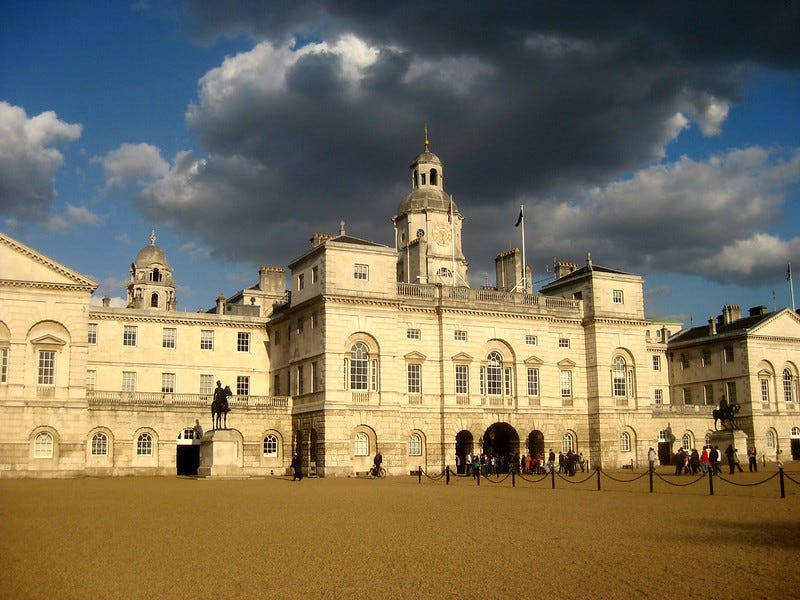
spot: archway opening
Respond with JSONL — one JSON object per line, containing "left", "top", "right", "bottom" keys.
{"left": 455, "top": 430, "right": 474, "bottom": 474}
{"left": 527, "top": 430, "right": 545, "bottom": 460}
{"left": 481, "top": 422, "right": 520, "bottom": 473}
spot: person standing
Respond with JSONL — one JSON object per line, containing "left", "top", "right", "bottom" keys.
{"left": 748, "top": 446, "right": 758, "bottom": 472}
{"left": 373, "top": 451, "right": 383, "bottom": 477}
{"left": 733, "top": 448, "right": 744, "bottom": 472}
{"left": 291, "top": 454, "right": 303, "bottom": 481}
{"left": 648, "top": 447, "right": 657, "bottom": 471}
{"left": 725, "top": 444, "right": 735, "bottom": 474}
{"left": 700, "top": 446, "right": 709, "bottom": 474}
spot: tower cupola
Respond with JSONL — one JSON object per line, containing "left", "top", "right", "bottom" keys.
{"left": 127, "top": 230, "right": 177, "bottom": 310}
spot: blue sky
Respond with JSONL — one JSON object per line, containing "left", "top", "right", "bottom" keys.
{"left": 1, "top": 1, "right": 799, "bottom": 323}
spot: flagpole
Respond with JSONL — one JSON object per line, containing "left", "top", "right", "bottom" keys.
{"left": 789, "top": 262, "right": 796, "bottom": 311}
{"left": 450, "top": 195, "right": 456, "bottom": 287}
{"left": 520, "top": 204, "right": 527, "bottom": 292}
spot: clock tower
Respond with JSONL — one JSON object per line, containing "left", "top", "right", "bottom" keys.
{"left": 393, "top": 133, "right": 469, "bottom": 286}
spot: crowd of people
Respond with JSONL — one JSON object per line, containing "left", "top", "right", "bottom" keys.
{"left": 459, "top": 448, "right": 589, "bottom": 478}
{"left": 666, "top": 444, "right": 756, "bottom": 475}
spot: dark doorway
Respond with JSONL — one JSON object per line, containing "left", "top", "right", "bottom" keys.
{"left": 658, "top": 441, "right": 672, "bottom": 466}
{"left": 176, "top": 445, "right": 200, "bottom": 475}
{"left": 527, "top": 430, "right": 544, "bottom": 459}
{"left": 791, "top": 438, "right": 800, "bottom": 460}
{"left": 455, "top": 430, "right": 474, "bottom": 474}
{"left": 482, "top": 422, "right": 520, "bottom": 473}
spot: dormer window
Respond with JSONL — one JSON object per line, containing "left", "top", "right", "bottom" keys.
{"left": 150, "top": 293, "right": 159, "bottom": 307}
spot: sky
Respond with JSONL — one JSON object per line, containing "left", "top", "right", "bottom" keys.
{"left": 1, "top": 1, "right": 799, "bottom": 325}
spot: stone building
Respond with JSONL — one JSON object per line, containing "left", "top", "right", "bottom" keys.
{"left": 1, "top": 140, "right": 798, "bottom": 478}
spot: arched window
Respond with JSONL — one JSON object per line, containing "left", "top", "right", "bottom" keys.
{"left": 619, "top": 431, "right": 631, "bottom": 452}
{"left": 430, "top": 169, "right": 438, "bottom": 186}
{"left": 263, "top": 434, "right": 278, "bottom": 457}
{"left": 681, "top": 433, "right": 692, "bottom": 450}
{"left": 562, "top": 432, "right": 575, "bottom": 453}
{"left": 486, "top": 351, "right": 503, "bottom": 396}
{"left": 766, "top": 430, "right": 776, "bottom": 449}
{"left": 784, "top": 369, "right": 795, "bottom": 403}
{"left": 612, "top": 356, "right": 627, "bottom": 397}
{"left": 354, "top": 432, "right": 369, "bottom": 456}
{"left": 791, "top": 427, "right": 800, "bottom": 438}
{"left": 150, "top": 292, "right": 159, "bottom": 307}
{"left": 91, "top": 432, "right": 108, "bottom": 456}
{"left": 350, "top": 342, "right": 369, "bottom": 390}
{"left": 34, "top": 431, "right": 53, "bottom": 458}
{"left": 409, "top": 433, "right": 422, "bottom": 456}
{"left": 137, "top": 432, "right": 153, "bottom": 456}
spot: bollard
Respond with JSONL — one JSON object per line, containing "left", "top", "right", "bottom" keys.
{"left": 512, "top": 470, "right": 515, "bottom": 487}
{"left": 476, "top": 468, "right": 480, "bottom": 486}
{"left": 551, "top": 467, "right": 555, "bottom": 489}
{"left": 649, "top": 467, "right": 653, "bottom": 493}
{"left": 446, "top": 465, "right": 450, "bottom": 485}
{"left": 596, "top": 466, "right": 601, "bottom": 491}
{"left": 708, "top": 467, "right": 714, "bottom": 496}
{"left": 779, "top": 467, "right": 785, "bottom": 499}
{"left": 418, "top": 466, "right": 422, "bottom": 484}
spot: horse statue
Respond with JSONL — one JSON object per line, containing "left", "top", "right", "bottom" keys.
{"left": 712, "top": 396, "right": 739, "bottom": 431}
{"left": 211, "top": 382, "right": 232, "bottom": 430}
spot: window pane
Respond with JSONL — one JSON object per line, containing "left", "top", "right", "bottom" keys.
{"left": 527, "top": 368, "right": 539, "bottom": 396}
{"left": 487, "top": 352, "right": 502, "bottom": 395}
{"left": 264, "top": 434, "right": 278, "bottom": 456}
{"left": 560, "top": 370, "right": 572, "bottom": 398}
{"left": 455, "top": 365, "right": 469, "bottom": 394}
{"left": 87, "top": 323, "right": 97, "bottom": 345}
{"left": 162, "top": 373, "right": 175, "bottom": 393}
{"left": 200, "top": 330, "right": 213, "bottom": 350}
{"left": 137, "top": 433, "right": 153, "bottom": 456}
{"left": 162, "top": 327, "right": 176, "bottom": 348}
{"left": 409, "top": 433, "right": 422, "bottom": 456}
{"left": 34, "top": 432, "right": 53, "bottom": 458}
{"left": 237, "top": 376, "right": 249, "bottom": 396}
{"left": 91, "top": 432, "right": 108, "bottom": 456}
{"left": 355, "top": 432, "right": 369, "bottom": 456}
{"left": 38, "top": 350, "right": 55, "bottom": 385}
{"left": 350, "top": 343, "right": 368, "bottom": 390}
{"left": 407, "top": 363, "right": 421, "bottom": 394}
{"left": 123, "top": 325, "right": 137, "bottom": 347}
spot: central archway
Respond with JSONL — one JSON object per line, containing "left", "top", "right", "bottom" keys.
{"left": 481, "top": 422, "right": 520, "bottom": 472}
{"left": 455, "top": 430, "right": 474, "bottom": 474}
{"left": 527, "top": 430, "right": 544, "bottom": 459}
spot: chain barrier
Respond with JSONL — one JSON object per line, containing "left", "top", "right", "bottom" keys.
{"left": 517, "top": 471, "right": 551, "bottom": 484}
{"left": 782, "top": 471, "right": 800, "bottom": 486}
{"left": 600, "top": 469, "right": 650, "bottom": 483}
{"left": 653, "top": 471, "right": 705, "bottom": 487}
{"left": 554, "top": 470, "right": 595, "bottom": 485}
{"left": 419, "top": 467, "right": 446, "bottom": 482}
{"left": 714, "top": 470, "right": 779, "bottom": 487}
{"left": 480, "top": 472, "right": 511, "bottom": 484}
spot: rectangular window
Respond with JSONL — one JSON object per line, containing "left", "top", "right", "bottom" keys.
{"left": 560, "top": 370, "right": 572, "bottom": 398}
{"left": 122, "top": 371, "right": 137, "bottom": 392}
{"left": 296, "top": 365, "right": 304, "bottom": 395}
{"left": 407, "top": 364, "right": 421, "bottom": 394}
{"left": 455, "top": 364, "right": 469, "bottom": 394}
{"left": 704, "top": 384, "right": 714, "bottom": 406}
{"left": 683, "top": 387, "right": 692, "bottom": 405}
{"left": 311, "top": 266, "right": 318, "bottom": 283}
{"left": 200, "top": 330, "right": 213, "bottom": 350}
{"left": 726, "top": 381, "right": 737, "bottom": 404}
{"left": 654, "top": 389, "right": 663, "bottom": 405}
{"left": 652, "top": 355, "right": 661, "bottom": 371}
{"left": 297, "top": 319, "right": 304, "bottom": 334}
{"left": 680, "top": 354, "right": 689, "bottom": 369}
{"left": 237, "top": 332, "right": 250, "bottom": 352}
{"left": 274, "top": 330, "right": 281, "bottom": 345}
{"left": 237, "top": 376, "right": 249, "bottom": 396}
{"left": 38, "top": 350, "right": 55, "bottom": 385}
{"left": 559, "top": 338, "right": 570, "bottom": 348}
{"left": 354, "top": 263, "right": 369, "bottom": 280}
{"left": 504, "top": 368, "right": 512, "bottom": 396}
{"left": 454, "top": 330, "right": 467, "bottom": 341}
{"left": 1, "top": 347, "right": 8, "bottom": 383}
{"left": 200, "top": 374, "right": 214, "bottom": 396}
{"left": 525, "top": 335, "right": 537, "bottom": 345}
{"left": 162, "top": 327, "right": 176, "bottom": 349}
{"left": 162, "top": 373, "right": 176, "bottom": 394}
{"left": 274, "top": 373, "right": 281, "bottom": 396}
{"left": 527, "top": 368, "right": 540, "bottom": 396}
{"left": 87, "top": 323, "right": 97, "bottom": 345}
{"left": 311, "top": 313, "right": 318, "bottom": 328}
{"left": 760, "top": 379, "right": 770, "bottom": 405}
{"left": 724, "top": 345, "right": 734, "bottom": 363}
{"left": 702, "top": 350, "right": 711, "bottom": 367}
{"left": 612, "top": 290, "right": 624, "bottom": 304}
{"left": 123, "top": 325, "right": 137, "bottom": 347}
{"left": 407, "top": 328, "right": 421, "bottom": 340}
{"left": 86, "top": 369, "right": 96, "bottom": 390}
{"left": 311, "top": 362, "right": 318, "bottom": 393}
{"left": 297, "top": 273, "right": 305, "bottom": 290}
{"left": 479, "top": 367, "right": 485, "bottom": 396}
{"left": 370, "top": 359, "right": 378, "bottom": 391}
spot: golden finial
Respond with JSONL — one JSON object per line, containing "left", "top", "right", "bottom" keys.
{"left": 150, "top": 229, "right": 156, "bottom": 246}
{"left": 424, "top": 126, "right": 429, "bottom": 151}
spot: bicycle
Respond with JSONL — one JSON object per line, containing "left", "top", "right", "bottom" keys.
{"left": 369, "top": 465, "right": 386, "bottom": 478}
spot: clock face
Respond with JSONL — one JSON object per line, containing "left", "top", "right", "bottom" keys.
{"left": 416, "top": 229, "right": 425, "bottom": 238}
{"left": 433, "top": 224, "right": 451, "bottom": 245}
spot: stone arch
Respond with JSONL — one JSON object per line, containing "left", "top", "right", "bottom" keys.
{"left": 133, "top": 427, "right": 159, "bottom": 465}
{"left": 86, "top": 426, "right": 114, "bottom": 469}
{"left": 29, "top": 425, "right": 60, "bottom": 463}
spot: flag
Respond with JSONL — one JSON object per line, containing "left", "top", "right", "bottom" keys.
{"left": 788, "top": 263, "right": 793, "bottom": 281}
{"left": 515, "top": 206, "right": 523, "bottom": 227}
{"left": 448, "top": 196, "right": 452, "bottom": 223}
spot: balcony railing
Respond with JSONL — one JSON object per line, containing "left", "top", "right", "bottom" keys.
{"left": 396, "top": 283, "right": 581, "bottom": 313}
{"left": 87, "top": 390, "right": 291, "bottom": 410}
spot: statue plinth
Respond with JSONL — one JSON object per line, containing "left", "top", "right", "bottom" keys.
{"left": 197, "top": 429, "right": 242, "bottom": 477}
{"left": 708, "top": 429, "right": 748, "bottom": 453}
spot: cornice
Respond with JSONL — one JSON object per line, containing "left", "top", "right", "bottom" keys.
{"left": 1, "top": 234, "right": 97, "bottom": 288}
{"left": 0, "top": 279, "right": 95, "bottom": 293}
{"left": 88, "top": 311, "right": 267, "bottom": 328}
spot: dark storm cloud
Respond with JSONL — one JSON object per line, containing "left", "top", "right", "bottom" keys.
{"left": 138, "top": 1, "right": 800, "bottom": 285}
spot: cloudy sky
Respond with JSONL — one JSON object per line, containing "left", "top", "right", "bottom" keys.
{"left": 2, "top": 1, "right": 799, "bottom": 323}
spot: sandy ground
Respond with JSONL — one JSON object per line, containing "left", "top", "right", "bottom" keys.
{"left": 2, "top": 466, "right": 799, "bottom": 600}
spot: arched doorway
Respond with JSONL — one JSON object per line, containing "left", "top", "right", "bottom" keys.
{"left": 481, "top": 423, "right": 520, "bottom": 473}
{"left": 527, "top": 430, "right": 544, "bottom": 459}
{"left": 310, "top": 428, "right": 319, "bottom": 476}
{"left": 455, "top": 430, "right": 474, "bottom": 474}
{"left": 176, "top": 426, "right": 201, "bottom": 476}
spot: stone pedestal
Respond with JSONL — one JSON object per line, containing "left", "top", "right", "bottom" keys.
{"left": 197, "top": 429, "right": 242, "bottom": 477}
{"left": 708, "top": 429, "right": 748, "bottom": 457}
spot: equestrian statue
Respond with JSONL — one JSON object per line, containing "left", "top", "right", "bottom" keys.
{"left": 712, "top": 394, "right": 739, "bottom": 431}
{"left": 211, "top": 381, "right": 232, "bottom": 430}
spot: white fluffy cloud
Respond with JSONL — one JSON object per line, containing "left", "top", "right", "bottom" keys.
{"left": 91, "top": 142, "right": 169, "bottom": 189}
{"left": 0, "top": 102, "right": 81, "bottom": 222}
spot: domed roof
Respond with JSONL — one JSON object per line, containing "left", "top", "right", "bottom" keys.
{"left": 410, "top": 149, "right": 442, "bottom": 167}
{"left": 134, "top": 231, "right": 170, "bottom": 268}
{"left": 397, "top": 188, "right": 458, "bottom": 215}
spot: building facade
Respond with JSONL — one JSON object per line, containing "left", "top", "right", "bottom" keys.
{"left": 1, "top": 141, "right": 798, "bottom": 478}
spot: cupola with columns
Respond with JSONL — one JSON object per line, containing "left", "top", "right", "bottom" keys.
{"left": 127, "top": 230, "right": 176, "bottom": 310}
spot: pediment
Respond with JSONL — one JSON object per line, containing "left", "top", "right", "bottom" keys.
{"left": 524, "top": 355, "right": 543, "bottom": 366}
{"left": 749, "top": 309, "right": 800, "bottom": 339}
{"left": 31, "top": 334, "right": 67, "bottom": 347}
{"left": 1, "top": 232, "right": 96, "bottom": 289}
{"left": 404, "top": 351, "right": 427, "bottom": 361}
{"left": 757, "top": 368, "right": 774, "bottom": 377}
{"left": 557, "top": 358, "right": 576, "bottom": 368}
{"left": 451, "top": 352, "right": 474, "bottom": 362}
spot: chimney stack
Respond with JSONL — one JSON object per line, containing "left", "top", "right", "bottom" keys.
{"left": 708, "top": 317, "right": 716, "bottom": 336}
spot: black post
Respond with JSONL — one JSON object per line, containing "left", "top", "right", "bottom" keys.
{"left": 649, "top": 467, "right": 653, "bottom": 493}
{"left": 512, "top": 470, "right": 516, "bottom": 488}
{"left": 551, "top": 467, "right": 555, "bottom": 489}
{"left": 596, "top": 466, "right": 601, "bottom": 491}
{"left": 476, "top": 468, "right": 480, "bottom": 486}
{"left": 779, "top": 467, "right": 785, "bottom": 499}
{"left": 418, "top": 466, "right": 422, "bottom": 484}
{"left": 446, "top": 465, "right": 450, "bottom": 485}
{"left": 708, "top": 467, "right": 714, "bottom": 496}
